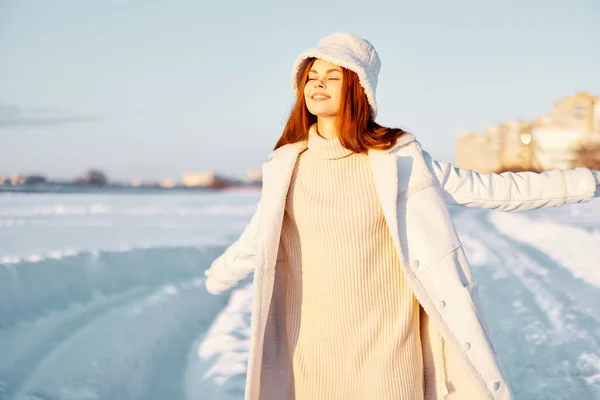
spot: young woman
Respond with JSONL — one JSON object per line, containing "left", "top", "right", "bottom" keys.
{"left": 204, "top": 32, "right": 600, "bottom": 400}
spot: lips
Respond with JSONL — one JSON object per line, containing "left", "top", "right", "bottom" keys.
{"left": 310, "top": 92, "right": 330, "bottom": 100}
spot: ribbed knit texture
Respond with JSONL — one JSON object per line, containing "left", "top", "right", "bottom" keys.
{"left": 280, "top": 125, "right": 424, "bottom": 399}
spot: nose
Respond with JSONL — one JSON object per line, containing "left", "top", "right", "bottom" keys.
{"left": 313, "top": 79, "right": 326, "bottom": 88}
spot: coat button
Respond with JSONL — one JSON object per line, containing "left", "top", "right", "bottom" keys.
{"left": 439, "top": 300, "right": 446, "bottom": 309}
{"left": 410, "top": 259, "right": 420, "bottom": 269}
{"left": 461, "top": 342, "right": 471, "bottom": 351}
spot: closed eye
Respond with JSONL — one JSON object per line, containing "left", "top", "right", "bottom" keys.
{"left": 307, "top": 77, "right": 340, "bottom": 81}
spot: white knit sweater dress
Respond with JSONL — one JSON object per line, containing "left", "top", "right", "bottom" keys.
{"left": 278, "top": 124, "right": 424, "bottom": 399}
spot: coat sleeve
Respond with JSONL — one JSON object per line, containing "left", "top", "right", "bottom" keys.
{"left": 420, "top": 147, "right": 598, "bottom": 212}
{"left": 204, "top": 200, "right": 261, "bottom": 294}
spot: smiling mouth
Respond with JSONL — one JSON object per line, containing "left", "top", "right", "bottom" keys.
{"left": 311, "top": 95, "right": 330, "bottom": 100}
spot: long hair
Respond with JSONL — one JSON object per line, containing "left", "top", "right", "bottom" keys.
{"left": 274, "top": 57, "right": 409, "bottom": 152}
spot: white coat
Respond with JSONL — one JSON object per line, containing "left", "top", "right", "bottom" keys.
{"left": 204, "top": 132, "right": 597, "bottom": 400}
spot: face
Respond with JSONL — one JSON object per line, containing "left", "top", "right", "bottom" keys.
{"left": 303, "top": 59, "right": 343, "bottom": 118}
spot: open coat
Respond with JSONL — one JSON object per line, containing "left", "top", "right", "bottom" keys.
{"left": 204, "top": 132, "right": 597, "bottom": 400}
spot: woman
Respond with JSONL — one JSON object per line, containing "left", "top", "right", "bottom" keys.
{"left": 204, "top": 32, "right": 600, "bottom": 400}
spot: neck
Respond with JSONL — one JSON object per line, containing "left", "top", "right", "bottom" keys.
{"left": 316, "top": 118, "right": 338, "bottom": 140}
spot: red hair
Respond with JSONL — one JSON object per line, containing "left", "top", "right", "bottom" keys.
{"left": 274, "top": 57, "right": 409, "bottom": 152}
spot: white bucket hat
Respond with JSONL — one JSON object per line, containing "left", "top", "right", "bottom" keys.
{"left": 291, "top": 32, "right": 381, "bottom": 118}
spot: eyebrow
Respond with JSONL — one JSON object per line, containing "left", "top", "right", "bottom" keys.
{"left": 309, "top": 68, "right": 342, "bottom": 74}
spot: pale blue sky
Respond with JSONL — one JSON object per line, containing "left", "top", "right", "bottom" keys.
{"left": 1, "top": 0, "right": 599, "bottom": 181}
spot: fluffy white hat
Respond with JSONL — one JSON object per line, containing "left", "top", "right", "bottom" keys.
{"left": 291, "top": 32, "right": 381, "bottom": 118}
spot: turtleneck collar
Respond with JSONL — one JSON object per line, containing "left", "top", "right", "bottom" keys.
{"left": 307, "top": 123, "right": 354, "bottom": 160}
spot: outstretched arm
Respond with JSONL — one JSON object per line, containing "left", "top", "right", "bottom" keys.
{"left": 420, "top": 147, "right": 598, "bottom": 212}
{"left": 204, "top": 201, "right": 261, "bottom": 294}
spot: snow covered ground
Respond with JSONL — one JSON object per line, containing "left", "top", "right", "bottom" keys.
{"left": 1, "top": 192, "right": 599, "bottom": 399}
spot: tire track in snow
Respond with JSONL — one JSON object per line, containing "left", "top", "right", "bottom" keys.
{"left": 454, "top": 209, "right": 600, "bottom": 399}
{"left": 4, "top": 278, "right": 221, "bottom": 400}
{"left": 0, "top": 288, "right": 152, "bottom": 400}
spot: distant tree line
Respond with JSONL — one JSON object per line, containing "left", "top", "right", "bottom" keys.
{"left": 73, "top": 169, "right": 108, "bottom": 185}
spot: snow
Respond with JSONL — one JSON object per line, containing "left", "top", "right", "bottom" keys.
{"left": 1, "top": 192, "right": 599, "bottom": 399}
{"left": 489, "top": 211, "right": 600, "bottom": 287}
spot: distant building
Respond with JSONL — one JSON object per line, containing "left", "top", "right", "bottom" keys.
{"left": 244, "top": 168, "right": 262, "bottom": 184}
{"left": 10, "top": 174, "right": 28, "bottom": 185}
{"left": 182, "top": 171, "right": 228, "bottom": 189}
{"left": 159, "top": 178, "right": 177, "bottom": 188}
{"left": 531, "top": 92, "right": 600, "bottom": 170}
{"left": 1, "top": 174, "right": 48, "bottom": 186}
{"left": 183, "top": 171, "right": 217, "bottom": 187}
{"left": 457, "top": 131, "right": 487, "bottom": 172}
{"left": 457, "top": 92, "right": 600, "bottom": 172}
